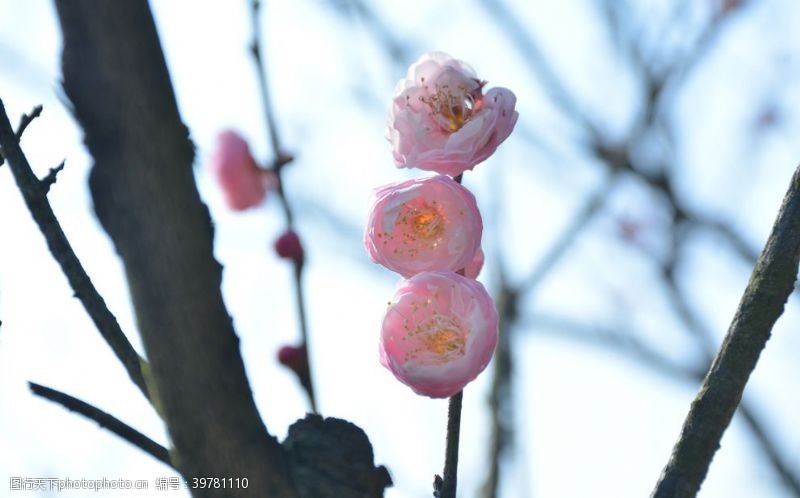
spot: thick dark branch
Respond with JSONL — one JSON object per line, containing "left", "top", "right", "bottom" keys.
{"left": 660, "top": 265, "right": 800, "bottom": 497}
{"left": 652, "top": 164, "right": 800, "bottom": 498}
{"left": 0, "top": 99, "right": 149, "bottom": 400}
{"left": 54, "top": 2, "right": 295, "bottom": 495}
{"left": 29, "top": 382, "right": 171, "bottom": 467}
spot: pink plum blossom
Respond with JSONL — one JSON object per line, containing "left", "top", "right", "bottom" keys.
{"left": 387, "top": 51, "right": 518, "bottom": 177}
{"left": 364, "top": 175, "right": 482, "bottom": 277}
{"left": 463, "top": 247, "right": 485, "bottom": 279}
{"left": 380, "top": 270, "right": 498, "bottom": 398}
{"left": 210, "top": 130, "right": 275, "bottom": 211}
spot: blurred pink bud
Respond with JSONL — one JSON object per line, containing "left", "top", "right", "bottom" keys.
{"left": 277, "top": 344, "right": 308, "bottom": 374}
{"left": 210, "top": 130, "right": 273, "bottom": 211}
{"left": 387, "top": 51, "right": 518, "bottom": 177}
{"left": 463, "top": 247, "right": 485, "bottom": 279}
{"left": 756, "top": 107, "right": 779, "bottom": 129}
{"left": 274, "top": 230, "right": 304, "bottom": 261}
{"left": 364, "top": 175, "right": 482, "bottom": 278}
{"left": 380, "top": 271, "right": 498, "bottom": 398}
{"left": 618, "top": 217, "right": 642, "bottom": 242}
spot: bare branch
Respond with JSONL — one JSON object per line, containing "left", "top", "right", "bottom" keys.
{"left": 652, "top": 163, "right": 800, "bottom": 498}
{"left": 660, "top": 257, "right": 800, "bottom": 497}
{"left": 523, "top": 312, "right": 703, "bottom": 381}
{"left": 0, "top": 98, "right": 149, "bottom": 400}
{"left": 29, "top": 382, "right": 171, "bottom": 467}
{"left": 481, "top": 277, "right": 518, "bottom": 498}
{"left": 249, "top": 0, "right": 317, "bottom": 413}
{"left": 16, "top": 104, "right": 42, "bottom": 139}
{"left": 519, "top": 174, "right": 618, "bottom": 294}
{"left": 477, "top": 0, "right": 598, "bottom": 137}
{"left": 54, "top": 2, "right": 296, "bottom": 493}
{"left": 0, "top": 104, "right": 42, "bottom": 167}
{"left": 40, "top": 159, "right": 66, "bottom": 193}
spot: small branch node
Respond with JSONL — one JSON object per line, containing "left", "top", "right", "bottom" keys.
{"left": 40, "top": 160, "right": 66, "bottom": 193}
{"left": 16, "top": 105, "right": 43, "bottom": 139}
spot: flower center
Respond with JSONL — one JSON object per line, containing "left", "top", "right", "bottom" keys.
{"left": 404, "top": 312, "right": 467, "bottom": 364}
{"left": 423, "top": 328, "right": 465, "bottom": 355}
{"left": 424, "top": 85, "right": 478, "bottom": 132}
{"left": 413, "top": 210, "right": 444, "bottom": 239}
{"left": 399, "top": 202, "right": 446, "bottom": 245}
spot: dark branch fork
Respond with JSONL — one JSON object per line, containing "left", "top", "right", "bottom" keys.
{"left": 0, "top": 100, "right": 150, "bottom": 401}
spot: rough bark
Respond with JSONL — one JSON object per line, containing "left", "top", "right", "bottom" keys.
{"left": 51, "top": 3, "right": 391, "bottom": 497}
{"left": 651, "top": 163, "right": 800, "bottom": 498}
{"left": 54, "top": 2, "right": 295, "bottom": 496}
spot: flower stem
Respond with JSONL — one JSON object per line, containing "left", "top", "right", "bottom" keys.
{"left": 436, "top": 390, "right": 463, "bottom": 498}
{"left": 436, "top": 172, "right": 466, "bottom": 497}
{"left": 249, "top": 0, "right": 317, "bottom": 413}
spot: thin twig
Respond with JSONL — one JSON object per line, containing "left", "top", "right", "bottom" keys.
{"left": 337, "top": 0, "right": 409, "bottom": 66}
{"left": 249, "top": 0, "right": 282, "bottom": 161}
{"left": 523, "top": 312, "right": 704, "bottom": 381}
{"left": 481, "top": 276, "right": 517, "bottom": 498}
{"left": 16, "top": 104, "right": 42, "bottom": 139}
{"left": 249, "top": 0, "right": 317, "bottom": 413}
{"left": 652, "top": 164, "right": 800, "bottom": 498}
{"left": 29, "top": 382, "right": 171, "bottom": 467}
{"left": 476, "top": 0, "right": 598, "bottom": 138}
{"left": 434, "top": 390, "right": 463, "bottom": 498}
{"left": 0, "top": 104, "right": 42, "bottom": 167}
{"left": 519, "top": 174, "right": 618, "bottom": 294}
{"left": 0, "top": 99, "right": 150, "bottom": 401}
{"left": 40, "top": 159, "right": 66, "bottom": 193}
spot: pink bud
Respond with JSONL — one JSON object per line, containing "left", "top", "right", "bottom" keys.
{"left": 380, "top": 271, "right": 498, "bottom": 398}
{"left": 463, "top": 247, "right": 485, "bottom": 279}
{"left": 364, "top": 175, "right": 483, "bottom": 278}
{"left": 274, "top": 230, "right": 304, "bottom": 261}
{"left": 387, "top": 51, "right": 518, "bottom": 177}
{"left": 277, "top": 344, "right": 308, "bottom": 374}
{"left": 210, "top": 130, "right": 272, "bottom": 211}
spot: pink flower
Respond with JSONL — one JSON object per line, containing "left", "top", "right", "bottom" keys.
{"left": 210, "top": 130, "right": 275, "bottom": 210}
{"left": 364, "top": 175, "right": 482, "bottom": 278}
{"left": 387, "top": 51, "right": 518, "bottom": 177}
{"left": 380, "top": 271, "right": 498, "bottom": 398}
{"left": 464, "top": 247, "right": 485, "bottom": 279}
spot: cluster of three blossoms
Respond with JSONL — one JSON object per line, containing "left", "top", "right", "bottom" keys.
{"left": 366, "top": 52, "right": 518, "bottom": 398}
{"left": 208, "top": 51, "right": 518, "bottom": 399}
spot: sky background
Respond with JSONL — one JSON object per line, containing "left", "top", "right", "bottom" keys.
{"left": 1, "top": 1, "right": 799, "bottom": 497}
